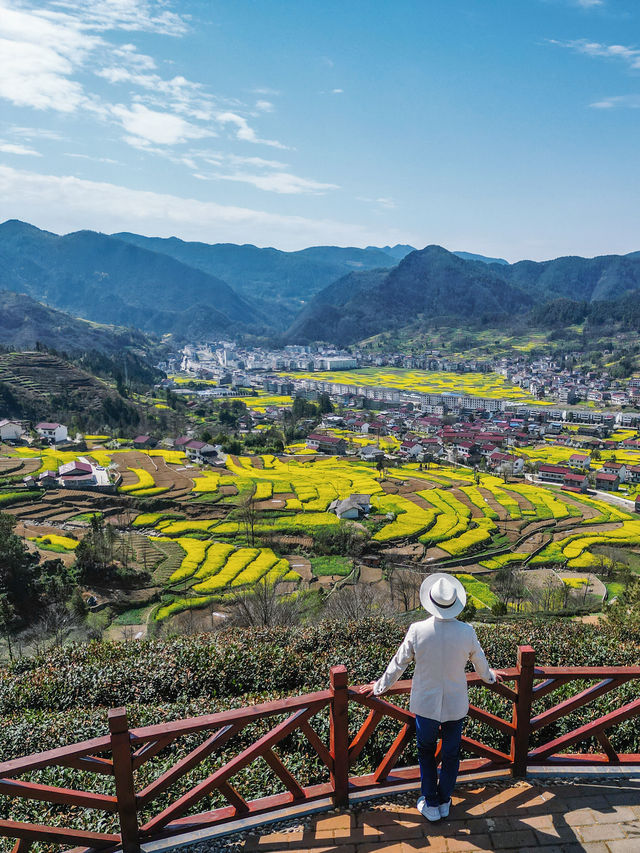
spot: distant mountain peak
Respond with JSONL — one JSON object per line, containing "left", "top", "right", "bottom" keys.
{"left": 453, "top": 250, "right": 509, "bottom": 265}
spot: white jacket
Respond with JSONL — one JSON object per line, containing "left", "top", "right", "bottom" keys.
{"left": 373, "top": 616, "right": 496, "bottom": 721}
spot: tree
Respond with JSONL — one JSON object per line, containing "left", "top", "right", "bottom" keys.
{"left": 389, "top": 568, "right": 421, "bottom": 612}
{"left": 228, "top": 577, "right": 300, "bottom": 627}
{"left": 238, "top": 493, "right": 260, "bottom": 547}
{"left": 605, "top": 575, "right": 640, "bottom": 636}
{"left": 0, "top": 593, "right": 18, "bottom": 661}
{"left": 323, "top": 583, "right": 389, "bottom": 621}
{"left": 0, "top": 512, "right": 38, "bottom": 623}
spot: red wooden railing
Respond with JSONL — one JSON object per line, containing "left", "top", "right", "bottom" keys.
{"left": 1, "top": 645, "right": 639, "bottom": 853}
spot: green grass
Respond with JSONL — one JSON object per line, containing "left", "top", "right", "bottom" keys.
{"left": 309, "top": 556, "right": 353, "bottom": 577}
{"left": 114, "top": 606, "right": 152, "bottom": 625}
{"left": 605, "top": 581, "right": 625, "bottom": 600}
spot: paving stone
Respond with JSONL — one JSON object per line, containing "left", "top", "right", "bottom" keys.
{"left": 606, "top": 840, "right": 640, "bottom": 852}
{"left": 577, "top": 823, "right": 627, "bottom": 842}
{"left": 444, "top": 836, "right": 492, "bottom": 852}
{"left": 490, "top": 829, "right": 538, "bottom": 848}
{"left": 590, "top": 806, "right": 637, "bottom": 823}
{"left": 565, "top": 808, "right": 600, "bottom": 826}
{"left": 314, "top": 814, "right": 354, "bottom": 832}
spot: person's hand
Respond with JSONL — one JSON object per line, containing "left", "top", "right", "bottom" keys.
{"left": 360, "top": 681, "right": 377, "bottom": 697}
{"left": 492, "top": 670, "right": 506, "bottom": 683}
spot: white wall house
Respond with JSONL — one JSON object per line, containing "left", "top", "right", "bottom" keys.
{"left": 36, "top": 422, "right": 68, "bottom": 444}
{"left": 0, "top": 419, "right": 24, "bottom": 442}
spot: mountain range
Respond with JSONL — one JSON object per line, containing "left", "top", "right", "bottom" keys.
{"left": 288, "top": 247, "right": 640, "bottom": 344}
{"left": 2, "top": 219, "right": 640, "bottom": 346}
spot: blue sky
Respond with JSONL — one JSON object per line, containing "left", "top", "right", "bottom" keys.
{"left": 0, "top": 0, "right": 638, "bottom": 260}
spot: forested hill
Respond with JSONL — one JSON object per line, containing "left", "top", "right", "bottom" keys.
{"left": 0, "top": 220, "right": 262, "bottom": 339}
{"left": 0, "top": 290, "right": 155, "bottom": 355}
{"left": 287, "top": 245, "right": 533, "bottom": 344}
{"left": 286, "top": 244, "right": 640, "bottom": 344}
{"left": 112, "top": 231, "right": 398, "bottom": 317}
{"left": 5, "top": 219, "right": 640, "bottom": 345}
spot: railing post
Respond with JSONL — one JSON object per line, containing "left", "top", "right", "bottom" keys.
{"left": 330, "top": 665, "right": 349, "bottom": 807}
{"left": 511, "top": 645, "right": 535, "bottom": 778}
{"left": 109, "top": 707, "right": 140, "bottom": 853}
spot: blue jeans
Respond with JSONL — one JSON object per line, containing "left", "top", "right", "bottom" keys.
{"left": 415, "top": 715, "right": 465, "bottom": 807}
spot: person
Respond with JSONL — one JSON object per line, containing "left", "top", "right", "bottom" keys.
{"left": 361, "top": 572, "right": 503, "bottom": 823}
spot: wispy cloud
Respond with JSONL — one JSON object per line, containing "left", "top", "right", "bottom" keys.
{"left": 574, "top": 0, "right": 604, "bottom": 8}
{"left": 0, "top": 1, "right": 290, "bottom": 152}
{"left": 550, "top": 38, "right": 640, "bottom": 70}
{"left": 590, "top": 94, "right": 640, "bottom": 108}
{"left": 0, "top": 164, "right": 372, "bottom": 248}
{"left": 211, "top": 170, "right": 339, "bottom": 195}
{"left": 0, "top": 141, "right": 41, "bottom": 156}
{"left": 7, "top": 126, "right": 66, "bottom": 141}
{"left": 217, "top": 111, "right": 288, "bottom": 149}
{"left": 358, "top": 195, "right": 397, "bottom": 210}
{"left": 50, "top": 0, "right": 189, "bottom": 36}
{"left": 111, "top": 103, "right": 214, "bottom": 146}
{"left": 64, "top": 151, "right": 120, "bottom": 164}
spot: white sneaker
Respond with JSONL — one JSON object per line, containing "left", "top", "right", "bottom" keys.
{"left": 417, "top": 796, "right": 441, "bottom": 822}
{"left": 439, "top": 799, "right": 451, "bottom": 819}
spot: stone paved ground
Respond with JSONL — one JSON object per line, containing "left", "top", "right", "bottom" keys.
{"left": 234, "top": 779, "right": 640, "bottom": 853}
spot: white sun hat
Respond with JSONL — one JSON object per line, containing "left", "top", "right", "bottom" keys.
{"left": 420, "top": 573, "right": 466, "bottom": 620}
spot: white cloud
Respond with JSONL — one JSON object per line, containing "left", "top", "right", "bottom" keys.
{"left": 550, "top": 38, "right": 640, "bottom": 70}
{"left": 0, "top": 1, "right": 295, "bottom": 160}
{"left": 215, "top": 171, "right": 339, "bottom": 195}
{"left": 0, "top": 2, "right": 99, "bottom": 112}
{"left": 226, "top": 154, "right": 288, "bottom": 169}
{"left": 0, "top": 141, "right": 41, "bottom": 156}
{"left": 574, "top": 0, "right": 604, "bottom": 7}
{"left": 0, "top": 164, "right": 378, "bottom": 249}
{"left": 590, "top": 94, "right": 640, "bottom": 108}
{"left": 332, "top": 88, "right": 344, "bottom": 94}
{"left": 217, "top": 112, "right": 288, "bottom": 149}
{"left": 358, "top": 195, "right": 397, "bottom": 210}
{"left": 111, "top": 103, "right": 213, "bottom": 145}
{"left": 49, "top": 0, "right": 189, "bottom": 36}
{"left": 7, "top": 126, "right": 66, "bottom": 140}
{"left": 65, "top": 151, "right": 120, "bottom": 163}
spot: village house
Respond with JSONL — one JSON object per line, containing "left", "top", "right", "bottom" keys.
{"left": 600, "top": 461, "right": 628, "bottom": 483}
{"left": 185, "top": 440, "right": 218, "bottom": 464}
{"left": 359, "top": 444, "right": 385, "bottom": 463}
{"left": 538, "top": 463, "right": 572, "bottom": 484}
{"left": 626, "top": 465, "right": 640, "bottom": 485}
{"left": 37, "top": 470, "right": 58, "bottom": 488}
{"left": 133, "top": 435, "right": 157, "bottom": 450}
{"left": 595, "top": 471, "right": 620, "bottom": 492}
{"left": 328, "top": 494, "right": 372, "bottom": 520}
{"left": 400, "top": 439, "right": 423, "bottom": 459}
{"left": 568, "top": 453, "right": 591, "bottom": 470}
{"left": 36, "top": 422, "right": 68, "bottom": 444}
{"left": 306, "top": 433, "right": 347, "bottom": 455}
{"left": 563, "top": 472, "right": 589, "bottom": 492}
{"left": 488, "top": 451, "right": 524, "bottom": 475}
{"left": 0, "top": 419, "right": 24, "bottom": 442}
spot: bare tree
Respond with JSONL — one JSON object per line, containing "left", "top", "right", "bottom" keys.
{"left": 323, "top": 583, "right": 390, "bottom": 621}
{"left": 228, "top": 577, "right": 300, "bottom": 627}
{"left": 389, "top": 568, "right": 421, "bottom": 612}
{"left": 238, "top": 493, "right": 260, "bottom": 547}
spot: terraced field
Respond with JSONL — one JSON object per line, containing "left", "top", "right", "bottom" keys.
{"left": 3, "top": 438, "right": 640, "bottom": 626}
